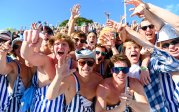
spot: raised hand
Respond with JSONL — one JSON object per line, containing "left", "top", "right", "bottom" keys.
{"left": 120, "top": 87, "right": 134, "bottom": 106}
{"left": 101, "top": 32, "right": 116, "bottom": 47}
{"left": 130, "top": 20, "right": 139, "bottom": 31}
{"left": 23, "top": 29, "right": 47, "bottom": 47}
{"left": 129, "top": 3, "right": 146, "bottom": 17}
{"left": 31, "top": 22, "right": 42, "bottom": 31}
{"left": 125, "top": 0, "right": 143, "bottom": 7}
{"left": 0, "top": 40, "right": 12, "bottom": 54}
{"left": 55, "top": 55, "right": 76, "bottom": 79}
{"left": 106, "top": 16, "right": 125, "bottom": 32}
{"left": 70, "top": 4, "right": 80, "bottom": 19}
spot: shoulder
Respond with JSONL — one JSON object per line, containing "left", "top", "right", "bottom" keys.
{"left": 97, "top": 78, "right": 112, "bottom": 96}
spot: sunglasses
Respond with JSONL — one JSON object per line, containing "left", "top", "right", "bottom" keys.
{"left": 74, "top": 38, "right": 86, "bottom": 43}
{"left": 140, "top": 25, "right": 154, "bottom": 31}
{"left": 78, "top": 60, "right": 95, "bottom": 67}
{"left": 96, "top": 51, "right": 107, "bottom": 56}
{"left": 0, "top": 39, "right": 7, "bottom": 43}
{"left": 161, "top": 38, "right": 179, "bottom": 48}
{"left": 112, "top": 67, "right": 129, "bottom": 74}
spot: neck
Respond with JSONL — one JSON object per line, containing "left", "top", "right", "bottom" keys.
{"left": 16, "top": 56, "right": 25, "bottom": 65}
{"left": 112, "top": 78, "right": 125, "bottom": 92}
{"left": 78, "top": 72, "right": 92, "bottom": 83}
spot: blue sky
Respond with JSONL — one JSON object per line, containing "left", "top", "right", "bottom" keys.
{"left": 0, "top": 0, "right": 179, "bottom": 30}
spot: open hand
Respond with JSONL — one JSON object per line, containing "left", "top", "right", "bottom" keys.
{"left": 0, "top": 40, "right": 12, "bottom": 53}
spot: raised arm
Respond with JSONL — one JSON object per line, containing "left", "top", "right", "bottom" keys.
{"left": 0, "top": 41, "right": 15, "bottom": 75}
{"left": 126, "top": 0, "right": 179, "bottom": 31}
{"left": 67, "top": 4, "right": 80, "bottom": 36}
{"left": 125, "top": 26, "right": 154, "bottom": 48}
{"left": 20, "top": 30, "right": 49, "bottom": 67}
{"left": 146, "top": 3, "right": 179, "bottom": 31}
{"left": 46, "top": 56, "right": 76, "bottom": 99}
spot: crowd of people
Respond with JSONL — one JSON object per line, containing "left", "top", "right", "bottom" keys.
{"left": 0, "top": 0, "right": 179, "bottom": 112}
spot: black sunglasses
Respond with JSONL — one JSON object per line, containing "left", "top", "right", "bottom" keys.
{"left": 162, "top": 38, "right": 179, "bottom": 48}
{"left": 96, "top": 51, "right": 107, "bottom": 56}
{"left": 0, "top": 39, "right": 7, "bottom": 43}
{"left": 73, "top": 38, "right": 86, "bottom": 43}
{"left": 78, "top": 60, "right": 95, "bottom": 67}
{"left": 112, "top": 67, "right": 129, "bottom": 74}
{"left": 140, "top": 25, "right": 154, "bottom": 31}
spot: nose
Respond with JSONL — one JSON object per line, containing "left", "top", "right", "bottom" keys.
{"left": 146, "top": 27, "right": 151, "bottom": 31}
{"left": 131, "top": 47, "right": 135, "bottom": 51}
{"left": 169, "top": 44, "right": 175, "bottom": 51}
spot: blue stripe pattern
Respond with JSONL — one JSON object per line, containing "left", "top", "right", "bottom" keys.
{"left": 65, "top": 74, "right": 94, "bottom": 112}
{"left": 30, "top": 73, "right": 65, "bottom": 112}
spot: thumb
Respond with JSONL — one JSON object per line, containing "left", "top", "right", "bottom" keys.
{"left": 5, "top": 40, "right": 11, "bottom": 46}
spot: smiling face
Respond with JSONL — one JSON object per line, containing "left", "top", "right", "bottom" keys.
{"left": 112, "top": 61, "right": 128, "bottom": 84}
{"left": 77, "top": 58, "right": 95, "bottom": 77}
{"left": 124, "top": 41, "right": 141, "bottom": 64}
{"left": 139, "top": 20, "right": 156, "bottom": 44}
{"left": 53, "top": 40, "right": 70, "bottom": 60}
{"left": 159, "top": 38, "right": 179, "bottom": 59}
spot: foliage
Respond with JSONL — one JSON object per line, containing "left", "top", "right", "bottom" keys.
{"left": 59, "top": 17, "right": 93, "bottom": 27}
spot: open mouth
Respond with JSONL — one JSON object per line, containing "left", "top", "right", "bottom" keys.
{"left": 90, "top": 41, "right": 94, "bottom": 44}
{"left": 98, "top": 57, "right": 102, "bottom": 62}
{"left": 131, "top": 54, "right": 137, "bottom": 58}
{"left": 57, "top": 51, "right": 64, "bottom": 55}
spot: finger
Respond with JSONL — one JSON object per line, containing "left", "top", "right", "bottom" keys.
{"left": 148, "top": 75, "right": 151, "bottom": 82}
{"left": 144, "top": 77, "right": 149, "bottom": 85}
{"left": 129, "top": 8, "right": 135, "bottom": 11}
{"left": 140, "top": 77, "right": 145, "bottom": 85}
{"left": 32, "top": 30, "right": 39, "bottom": 44}
{"left": 23, "top": 30, "right": 28, "bottom": 41}
{"left": 27, "top": 30, "right": 33, "bottom": 43}
{"left": 131, "top": 12, "right": 138, "bottom": 17}
{"left": 4, "top": 40, "right": 11, "bottom": 46}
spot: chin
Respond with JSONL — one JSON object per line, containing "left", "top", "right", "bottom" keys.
{"left": 170, "top": 53, "right": 179, "bottom": 58}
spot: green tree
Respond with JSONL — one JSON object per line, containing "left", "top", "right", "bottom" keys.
{"left": 59, "top": 17, "right": 93, "bottom": 27}
{"left": 59, "top": 20, "right": 69, "bottom": 27}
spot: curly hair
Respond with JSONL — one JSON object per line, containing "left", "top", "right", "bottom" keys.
{"left": 48, "top": 33, "right": 75, "bottom": 52}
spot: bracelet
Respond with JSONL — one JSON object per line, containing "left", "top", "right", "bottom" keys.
{"left": 140, "top": 66, "right": 148, "bottom": 71}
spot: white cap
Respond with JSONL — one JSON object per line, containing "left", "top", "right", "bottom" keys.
{"left": 75, "top": 49, "right": 96, "bottom": 60}
{"left": 158, "top": 24, "right": 179, "bottom": 42}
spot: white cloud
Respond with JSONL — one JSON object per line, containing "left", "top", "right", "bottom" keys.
{"left": 165, "top": 4, "right": 179, "bottom": 14}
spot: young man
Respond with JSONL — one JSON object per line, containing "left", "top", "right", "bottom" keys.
{"left": 47, "top": 49, "right": 103, "bottom": 111}
{"left": 21, "top": 31, "right": 75, "bottom": 112}
{"left": 95, "top": 54, "right": 149, "bottom": 112}
{"left": 94, "top": 44, "right": 111, "bottom": 78}
{"left": 124, "top": 6, "right": 179, "bottom": 111}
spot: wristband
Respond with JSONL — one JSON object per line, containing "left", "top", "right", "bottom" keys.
{"left": 140, "top": 66, "right": 148, "bottom": 71}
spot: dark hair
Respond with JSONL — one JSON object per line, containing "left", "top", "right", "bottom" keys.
{"left": 95, "top": 44, "right": 108, "bottom": 53}
{"left": 73, "top": 31, "right": 87, "bottom": 40}
{"left": 110, "top": 54, "right": 131, "bottom": 67}
{"left": 42, "top": 26, "right": 54, "bottom": 36}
